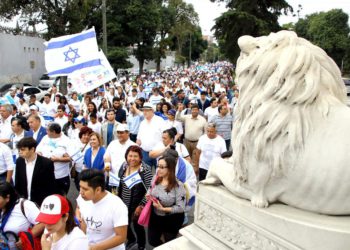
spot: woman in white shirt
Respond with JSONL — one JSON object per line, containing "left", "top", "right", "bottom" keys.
{"left": 0, "top": 182, "right": 44, "bottom": 249}
{"left": 37, "top": 195, "right": 88, "bottom": 250}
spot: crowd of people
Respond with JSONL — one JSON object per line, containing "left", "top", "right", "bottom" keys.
{"left": 0, "top": 62, "right": 238, "bottom": 249}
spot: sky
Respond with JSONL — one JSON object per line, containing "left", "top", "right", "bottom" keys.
{"left": 185, "top": 0, "right": 350, "bottom": 36}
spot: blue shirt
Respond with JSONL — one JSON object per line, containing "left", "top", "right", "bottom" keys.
{"left": 107, "top": 123, "right": 114, "bottom": 146}
{"left": 127, "top": 113, "right": 144, "bottom": 134}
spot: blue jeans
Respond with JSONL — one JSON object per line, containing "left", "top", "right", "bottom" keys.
{"left": 142, "top": 149, "right": 157, "bottom": 168}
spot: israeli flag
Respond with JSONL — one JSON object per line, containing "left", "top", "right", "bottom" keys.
{"left": 44, "top": 27, "right": 101, "bottom": 76}
{"left": 123, "top": 171, "right": 142, "bottom": 189}
{"left": 109, "top": 172, "right": 120, "bottom": 187}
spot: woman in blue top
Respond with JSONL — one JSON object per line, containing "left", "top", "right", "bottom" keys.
{"left": 83, "top": 132, "right": 105, "bottom": 170}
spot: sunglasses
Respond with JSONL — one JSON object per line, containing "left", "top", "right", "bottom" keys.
{"left": 157, "top": 165, "right": 168, "bottom": 169}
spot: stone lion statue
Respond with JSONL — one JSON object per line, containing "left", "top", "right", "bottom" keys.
{"left": 202, "top": 30, "right": 350, "bottom": 215}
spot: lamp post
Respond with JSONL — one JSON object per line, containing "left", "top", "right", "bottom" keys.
{"left": 102, "top": 0, "right": 107, "bottom": 54}
{"left": 189, "top": 33, "right": 191, "bottom": 68}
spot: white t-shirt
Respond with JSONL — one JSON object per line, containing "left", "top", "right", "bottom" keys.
{"left": 197, "top": 135, "right": 226, "bottom": 170}
{"left": 204, "top": 106, "right": 219, "bottom": 123}
{"left": 153, "top": 142, "right": 189, "bottom": 159}
{"left": 36, "top": 134, "right": 72, "bottom": 179}
{"left": 104, "top": 139, "right": 136, "bottom": 174}
{"left": 41, "top": 102, "right": 56, "bottom": 117}
{"left": 51, "top": 227, "right": 89, "bottom": 250}
{"left": 137, "top": 115, "right": 167, "bottom": 152}
{"left": 77, "top": 192, "right": 128, "bottom": 250}
{"left": 88, "top": 122, "right": 102, "bottom": 135}
{"left": 69, "top": 99, "right": 81, "bottom": 113}
{"left": 54, "top": 116, "right": 68, "bottom": 128}
{"left": 4, "top": 199, "right": 39, "bottom": 234}
{"left": 149, "top": 95, "right": 163, "bottom": 106}
{"left": 165, "top": 120, "right": 183, "bottom": 135}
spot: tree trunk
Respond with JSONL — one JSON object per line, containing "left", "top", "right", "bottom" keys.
{"left": 156, "top": 58, "right": 161, "bottom": 72}
{"left": 59, "top": 76, "right": 67, "bottom": 95}
{"left": 139, "top": 59, "right": 144, "bottom": 75}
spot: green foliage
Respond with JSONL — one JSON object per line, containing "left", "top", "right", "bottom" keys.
{"left": 211, "top": 0, "right": 292, "bottom": 62}
{"left": 294, "top": 9, "right": 350, "bottom": 73}
{"left": 182, "top": 26, "right": 208, "bottom": 66}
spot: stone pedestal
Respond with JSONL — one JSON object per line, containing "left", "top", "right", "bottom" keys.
{"left": 156, "top": 184, "right": 350, "bottom": 250}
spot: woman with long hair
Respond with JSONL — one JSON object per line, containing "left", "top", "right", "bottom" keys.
{"left": 0, "top": 182, "right": 44, "bottom": 249}
{"left": 147, "top": 155, "right": 186, "bottom": 247}
{"left": 117, "top": 145, "right": 152, "bottom": 250}
{"left": 37, "top": 195, "right": 88, "bottom": 250}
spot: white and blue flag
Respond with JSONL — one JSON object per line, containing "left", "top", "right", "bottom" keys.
{"left": 44, "top": 27, "right": 101, "bottom": 76}
{"left": 123, "top": 171, "right": 142, "bottom": 189}
{"left": 109, "top": 172, "right": 121, "bottom": 187}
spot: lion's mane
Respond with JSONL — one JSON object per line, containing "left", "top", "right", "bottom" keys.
{"left": 232, "top": 31, "right": 347, "bottom": 182}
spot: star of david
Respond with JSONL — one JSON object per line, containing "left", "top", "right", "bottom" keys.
{"left": 63, "top": 47, "right": 80, "bottom": 63}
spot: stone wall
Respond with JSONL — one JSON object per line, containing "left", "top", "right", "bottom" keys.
{"left": 0, "top": 32, "right": 46, "bottom": 85}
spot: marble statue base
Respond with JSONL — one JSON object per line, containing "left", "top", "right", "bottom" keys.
{"left": 156, "top": 184, "right": 350, "bottom": 250}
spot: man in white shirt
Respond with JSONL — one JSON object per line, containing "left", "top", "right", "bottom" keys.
{"left": 204, "top": 98, "right": 219, "bottom": 122}
{"left": 137, "top": 102, "right": 166, "bottom": 168}
{"left": 104, "top": 124, "right": 136, "bottom": 175}
{"left": 54, "top": 104, "right": 68, "bottom": 128}
{"left": 41, "top": 94, "right": 57, "bottom": 118}
{"left": 10, "top": 117, "right": 33, "bottom": 162}
{"left": 197, "top": 123, "right": 226, "bottom": 181}
{"left": 148, "top": 88, "right": 163, "bottom": 106}
{"left": 0, "top": 142, "right": 14, "bottom": 182}
{"left": 77, "top": 169, "right": 128, "bottom": 250}
{"left": 15, "top": 137, "right": 56, "bottom": 206}
{"left": 36, "top": 123, "right": 71, "bottom": 195}
{"left": 0, "top": 104, "right": 13, "bottom": 144}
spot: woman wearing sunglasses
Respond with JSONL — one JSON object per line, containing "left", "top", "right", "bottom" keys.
{"left": 147, "top": 155, "right": 186, "bottom": 247}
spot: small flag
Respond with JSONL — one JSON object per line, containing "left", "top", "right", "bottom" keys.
{"left": 109, "top": 172, "right": 120, "bottom": 187}
{"left": 123, "top": 171, "right": 142, "bottom": 189}
{"left": 44, "top": 27, "right": 101, "bottom": 76}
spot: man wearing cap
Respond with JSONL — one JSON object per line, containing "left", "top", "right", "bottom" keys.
{"left": 104, "top": 124, "right": 136, "bottom": 175}
{"left": 77, "top": 169, "right": 128, "bottom": 250}
{"left": 29, "top": 104, "right": 46, "bottom": 126}
{"left": 28, "top": 114, "right": 47, "bottom": 144}
{"left": 101, "top": 109, "right": 120, "bottom": 147}
{"left": 137, "top": 102, "right": 166, "bottom": 168}
{"left": 15, "top": 137, "right": 56, "bottom": 206}
{"left": 0, "top": 104, "right": 13, "bottom": 144}
{"left": 36, "top": 123, "right": 72, "bottom": 195}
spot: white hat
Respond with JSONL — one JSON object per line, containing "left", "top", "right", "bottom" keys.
{"left": 29, "top": 105, "right": 39, "bottom": 111}
{"left": 116, "top": 124, "right": 129, "bottom": 132}
{"left": 141, "top": 102, "right": 154, "bottom": 111}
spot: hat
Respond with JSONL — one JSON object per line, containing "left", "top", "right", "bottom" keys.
{"left": 141, "top": 102, "right": 154, "bottom": 110}
{"left": 132, "top": 83, "right": 138, "bottom": 87}
{"left": 73, "top": 116, "right": 85, "bottom": 123}
{"left": 116, "top": 124, "right": 129, "bottom": 132}
{"left": 98, "top": 87, "right": 105, "bottom": 92}
{"left": 9, "top": 86, "right": 16, "bottom": 91}
{"left": 29, "top": 105, "right": 39, "bottom": 111}
{"left": 36, "top": 195, "right": 69, "bottom": 225}
{"left": 168, "top": 109, "right": 176, "bottom": 116}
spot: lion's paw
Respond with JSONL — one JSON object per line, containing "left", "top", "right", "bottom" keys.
{"left": 251, "top": 195, "right": 269, "bottom": 208}
{"left": 200, "top": 177, "right": 221, "bottom": 185}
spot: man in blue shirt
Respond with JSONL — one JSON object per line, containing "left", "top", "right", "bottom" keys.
{"left": 127, "top": 103, "right": 144, "bottom": 142}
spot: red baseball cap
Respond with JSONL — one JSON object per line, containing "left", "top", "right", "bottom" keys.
{"left": 36, "top": 195, "right": 69, "bottom": 225}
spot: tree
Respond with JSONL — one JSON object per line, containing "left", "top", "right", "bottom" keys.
{"left": 181, "top": 26, "right": 208, "bottom": 66}
{"left": 168, "top": 0, "right": 199, "bottom": 65}
{"left": 0, "top": 0, "right": 98, "bottom": 39}
{"left": 294, "top": 9, "right": 350, "bottom": 73}
{"left": 211, "top": 0, "right": 292, "bottom": 62}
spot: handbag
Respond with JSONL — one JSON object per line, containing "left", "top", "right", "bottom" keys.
{"left": 138, "top": 176, "right": 157, "bottom": 227}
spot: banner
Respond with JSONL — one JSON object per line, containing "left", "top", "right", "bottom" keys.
{"left": 68, "top": 50, "right": 116, "bottom": 94}
{"left": 44, "top": 27, "right": 101, "bottom": 76}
